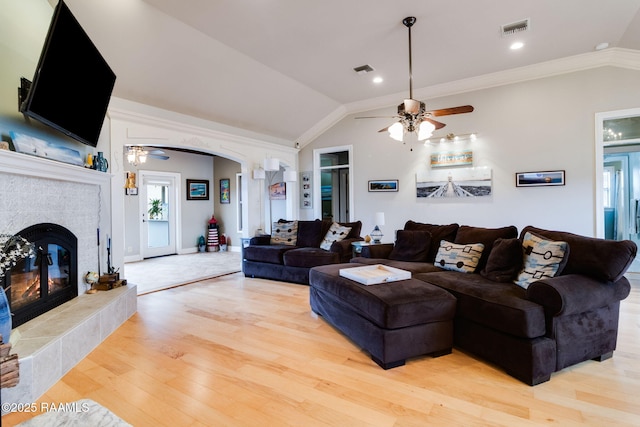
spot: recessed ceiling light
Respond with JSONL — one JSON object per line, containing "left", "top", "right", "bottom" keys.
{"left": 372, "top": 76, "right": 383, "bottom": 84}
{"left": 510, "top": 41, "right": 524, "bottom": 50}
{"left": 595, "top": 42, "right": 609, "bottom": 51}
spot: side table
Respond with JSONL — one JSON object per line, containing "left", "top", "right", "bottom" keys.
{"left": 351, "top": 241, "right": 370, "bottom": 258}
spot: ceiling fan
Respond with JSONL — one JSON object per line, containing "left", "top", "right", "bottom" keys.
{"left": 357, "top": 17, "right": 474, "bottom": 142}
{"left": 125, "top": 146, "right": 170, "bottom": 166}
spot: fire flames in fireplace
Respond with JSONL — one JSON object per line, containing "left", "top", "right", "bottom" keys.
{"left": 1, "top": 224, "right": 77, "bottom": 327}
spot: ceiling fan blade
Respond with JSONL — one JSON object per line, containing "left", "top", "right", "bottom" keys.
{"left": 148, "top": 154, "right": 170, "bottom": 160}
{"left": 355, "top": 116, "right": 398, "bottom": 119}
{"left": 147, "top": 149, "right": 166, "bottom": 155}
{"left": 378, "top": 124, "right": 396, "bottom": 133}
{"left": 428, "top": 105, "right": 474, "bottom": 117}
{"left": 423, "top": 117, "right": 447, "bottom": 130}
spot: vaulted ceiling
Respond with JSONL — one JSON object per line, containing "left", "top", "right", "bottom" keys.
{"left": 65, "top": 0, "right": 640, "bottom": 145}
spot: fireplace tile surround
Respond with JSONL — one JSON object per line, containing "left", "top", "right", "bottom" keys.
{"left": 0, "top": 149, "right": 137, "bottom": 411}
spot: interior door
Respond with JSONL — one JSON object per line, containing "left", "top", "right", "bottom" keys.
{"left": 317, "top": 149, "right": 352, "bottom": 222}
{"left": 139, "top": 171, "right": 178, "bottom": 258}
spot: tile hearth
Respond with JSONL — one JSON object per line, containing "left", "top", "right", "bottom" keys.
{"left": 0, "top": 285, "right": 137, "bottom": 413}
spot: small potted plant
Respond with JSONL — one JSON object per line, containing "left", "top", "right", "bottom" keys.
{"left": 148, "top": 199, "right": 163, "bottom": 220}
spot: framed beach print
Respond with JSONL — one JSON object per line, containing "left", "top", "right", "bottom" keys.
{"left": 219, "top": 178, "right": 231, "bottom": 204}
{"left": 516, "top": 170, "right": 565, "bottom": 187}
{"left": 368, "top": 179, "right": 399, "bottom": 192}
{"left": 186, "top": 179, "right": 209, "bottom": 200}
{"left": 269, "top": 182, "right": 286, "bottom": 200}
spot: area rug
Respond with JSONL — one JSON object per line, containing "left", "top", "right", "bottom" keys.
{"left": 124, "top": 250, "right": 242, "bottom": 294}
{"left": 16, "top": 399, "right": 130, "bottom": 426}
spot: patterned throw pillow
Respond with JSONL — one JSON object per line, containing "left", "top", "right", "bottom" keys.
{"left": 270, "top": 221, "right": 298, "bottom": 245}
{"left": 514, "top": 232, "right": 569, "bottom": 289}
{"left": 320, "top": 222, "right": 352, "bottom": 250}
{"left": 434, "top": 240, "right": 485, "bottom": 273}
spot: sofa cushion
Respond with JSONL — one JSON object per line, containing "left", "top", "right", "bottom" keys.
{"left": 320, "top": 222, "right": 352, "bottom": 250}
{"left": 514, "top": 232, "right": 569, "bottom": 289}
{"left": 403, "top": 221, "right": 459, "bottom": 261}
{"left": 243, "top": 244, "right": 296, "bottom": 264}
{"left": 284, "top": 247, "right": 340, "bottom": 268}
{"left": 296, "top": 219, "right": 324, "bottom": 247}
{"left": 415, "top": 271, "right": 546, "bottom": 339}
{"left": 454, "top": 225, "right": 518, "bottom": 270}
{"left": 521, "top": 226, "right": 637, "bottom": 283}
{"left": 389, "top": 230, "right": 431, "bottom": 262}
{"left": 480, "top": 237, "right": 523, "bottom": 282}
{"left": 339, "top": 221, "right": 362, "bottom": 239}
{"left": 434, "top": 240, "right": 485, "bottom": 273}
{"left": 270, "top": 220, "right": 298, "bottom": 245}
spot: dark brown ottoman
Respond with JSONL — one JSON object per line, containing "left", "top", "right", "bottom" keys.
{"left": 309, "top": 263, "right": 456, "bottom": 369}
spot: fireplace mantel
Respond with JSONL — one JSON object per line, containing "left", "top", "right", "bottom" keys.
{"left": 0, "top": 149, "right": 111, "bottom": 184}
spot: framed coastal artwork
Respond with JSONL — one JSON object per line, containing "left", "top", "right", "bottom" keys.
{"left": 515, "top": 170, "right": 565, "bottom": 187}
{"left": 416, "top": 167, "right": 492, "bottom": 198}
{"left": 219, "top": 178, "right": 231, "bottom": 203}
{"left": 368, "top": 180, "right": 399, "bottom": 192}
{"left": 186, "top": 179, "right": 209, "bottom": 200}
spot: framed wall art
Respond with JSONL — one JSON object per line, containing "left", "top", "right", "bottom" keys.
{"left": 416, "top": 167, "right": 492, "bottom": 198}
{"left": 269, "top": 182, "right": 286, "bottom": 200}
{"left": 219, "top": 178, "right": 230, "bottom": 204}
{"left": 186, "top": 179, "right": 210, "bottom": 200}
{"left": 300, "top": 171, "right": 312, "bottom": 209}
{"left": 430, "top": 150, "right": 473, "bottom": 168}
{"left": 368, "top": 180, "right": 399, "bottom": 192}
{"left": 516, "top": 170, "right": 565, "bottom": 187}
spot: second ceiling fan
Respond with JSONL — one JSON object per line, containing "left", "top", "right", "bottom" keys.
{"left": 357, "top": 17, "right": 474, "bottom": 141}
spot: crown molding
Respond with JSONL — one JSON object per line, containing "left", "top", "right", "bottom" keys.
{"left": 297, "top": 48, "right": 640, "bottom": 146}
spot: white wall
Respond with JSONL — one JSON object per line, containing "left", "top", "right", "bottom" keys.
{"left": 299, "top": 67, "right": 640, "bottom": 239}
{"left": 213, "top": 156, "right": 242, "bottom": 246}
{"left": 123, "top": 150, "right": 215, "bottom": 258}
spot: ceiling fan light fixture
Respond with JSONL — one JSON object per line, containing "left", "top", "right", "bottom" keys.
{"left": 418, "top": 121, "right": 435, "bottom": 140}
{"left": 388, "top": 122, "right": 404, "bottom": 141}
{"left": 403, "top": 99, "right": 422, "bottom": 115}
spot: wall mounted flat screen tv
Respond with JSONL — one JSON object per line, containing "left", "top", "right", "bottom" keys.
{"left": 20, "top": 1, "right": 116, "bottom": 147}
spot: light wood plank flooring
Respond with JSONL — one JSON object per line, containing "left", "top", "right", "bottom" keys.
{"left": 3, "top": 274, "right": 639, "bottom": 426}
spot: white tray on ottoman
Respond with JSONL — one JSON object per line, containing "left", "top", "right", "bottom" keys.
{"left": 339, "top": 264, "right": 411, "bottom": 285}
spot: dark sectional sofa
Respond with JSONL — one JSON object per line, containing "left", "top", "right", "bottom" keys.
{"left": 243, "top": 219, "right": 363, "bottom": 284}
{"left": 312, "top": 220, "right": 636, "bottom": 385}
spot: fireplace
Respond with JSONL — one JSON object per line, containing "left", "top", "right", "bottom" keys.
{"left": 2, "top": 223, "right": 78, "bottom": 328}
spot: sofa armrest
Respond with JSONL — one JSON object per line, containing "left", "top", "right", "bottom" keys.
{"left": 329, "top": 237, "right": 364, "bottom": 262}
{"left": 361, "top": 243, "right": 394, "bottom": 259}
{"left": 526, "top": 274, "right": 631, "bottom": 317}
{"left": 249, "top": 235, "right": 272, "bottom": 246}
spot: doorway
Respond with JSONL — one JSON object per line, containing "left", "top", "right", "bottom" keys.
{"left": 597, "top": 108, "right": 640, "bottom": 273}
{"left": 315, "top": 146, "right": 353, "bottom": 222}
{"left": 139, "top": 171, "right": 180, "bottom": 258}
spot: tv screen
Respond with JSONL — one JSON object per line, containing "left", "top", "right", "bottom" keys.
{"left": 20, "top": 1, "right": 116, "bottom": 147}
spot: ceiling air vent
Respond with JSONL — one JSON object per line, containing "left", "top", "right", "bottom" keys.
{"left": 353, "top": 64, "right": 374, "bottom": 75}
{"left": 500, "top": 18, "right": 530, "bottom": 37}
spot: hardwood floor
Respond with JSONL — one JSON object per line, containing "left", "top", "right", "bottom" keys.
{"left": 3, "top": 274, "right": 639, "bottom": 426}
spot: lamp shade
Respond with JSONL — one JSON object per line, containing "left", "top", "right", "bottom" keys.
{"left": 418, "top": 121, "right": 435, "bottom": 140}
{"left": 264, "top": 158, "right": 280, "bottom": 171}
{"left": 283, "top": 170, "right": 297, "bottom": 182}
{"left": 374, "top": 212, "right": 385, "bottom": 226}
{"left": 388, "top": 122, "right": 404, "bottom": 141}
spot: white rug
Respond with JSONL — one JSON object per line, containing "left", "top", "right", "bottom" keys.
{"left": 124, "top": 251, "right": 242, "bottom": 294}
{"left": 16, "top": 399, "right": 130, "bottom": 427}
